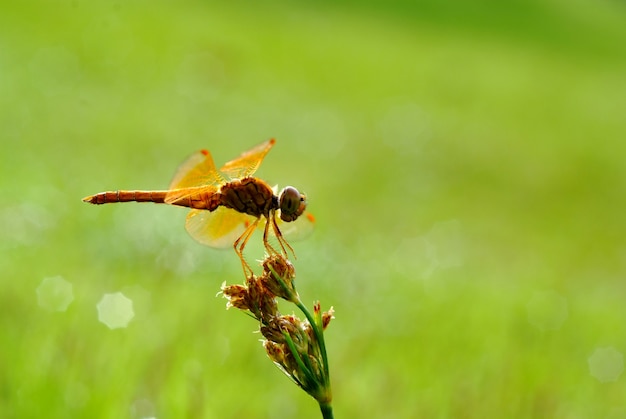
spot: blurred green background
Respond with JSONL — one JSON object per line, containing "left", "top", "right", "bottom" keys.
{"left": 2, "top": 0, "right": 626, "bottom": 417}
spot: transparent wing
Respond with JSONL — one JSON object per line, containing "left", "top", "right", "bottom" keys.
{"left": 276, "top": 211, "right": 315, "bottom": 242}
{"left": 219, "top": 138, "right": 276, "bottom": 179}
{"left": 184, "top": 207, "right": 258, "bottom": 248}
{"left": 169, "top": 149, "right": 225, "bottom": 189}
{"left": 165, "top": 149, "right": 225, "bottom": 204}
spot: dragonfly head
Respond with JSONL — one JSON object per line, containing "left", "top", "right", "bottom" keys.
{"left": 278, "top": 186, "right": 306, "bottom": 222}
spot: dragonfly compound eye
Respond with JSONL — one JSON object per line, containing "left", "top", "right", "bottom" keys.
{"left": 279, "top": 186, "right": 306, "bottom": 222}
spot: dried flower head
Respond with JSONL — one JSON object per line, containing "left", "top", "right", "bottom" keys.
{"left": 322, "top": 307, "right": 335, "bottom": 330}
{"left": 221, "top": 282, "right": 250, "bottom": 311}
{"left": 220, "top": 252, "right": 333, "bottom": 414}
{"left": 264, "top": 340, "right": 285, "bottom": 365}
{"left": 221, "top": 275, "right": 279, "bottom": 322}
{"left": 260, "top": 254, "right": 299, "bottom": 303}
{"left": 261, "top": 315, "right": 302, "bottom": 347}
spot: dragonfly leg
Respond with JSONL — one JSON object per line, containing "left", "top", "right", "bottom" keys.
{"left": 269, "top": 212, "right": 296, "bottom": 259}
{"left": 262, "top": 217, "right": 282, "bottom": 257}
{"left": 234, "top": 217, "right": 260, "bottom": 277}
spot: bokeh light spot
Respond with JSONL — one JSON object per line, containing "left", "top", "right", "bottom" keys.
{"left": 588, "top": 346, "right": 624, "bottom": 383}
{"left": 395, "top": 219, "right": 466, "bottom": 281}
{"left": 425, "top": 219, "right": 466, "bottom": 270}
{"left": 156, "top": 244, "right": 198, "bottom": 276}
{"left": 36, "top": 276, "right": 74, "bottom": 312}
{"left": 526, "top": 290, "right": 568, "bottom": 331}
{"left": 1, "top": 203, "right": 54, "bottom": 249}
{"left": 97, "top": 292, "right": 134, "bottom": 329}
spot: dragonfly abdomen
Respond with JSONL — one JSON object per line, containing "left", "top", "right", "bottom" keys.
{"left": 83, "top": 190, "right": 168, "bottom": 204}
{"left": 166, "top": 189, "right": 221, "bottom": 211}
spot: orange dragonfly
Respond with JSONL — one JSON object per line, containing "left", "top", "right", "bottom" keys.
{"left": 83, "top": 139, "right": 314, "bottom": 275}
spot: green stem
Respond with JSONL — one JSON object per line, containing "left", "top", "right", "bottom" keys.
{"left": 319, "top": 401, "right": 334, "bottom": 419}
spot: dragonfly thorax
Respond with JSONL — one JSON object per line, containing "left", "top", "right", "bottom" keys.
{"left": 219, "top": 177, "right": 276, "bottom": 218}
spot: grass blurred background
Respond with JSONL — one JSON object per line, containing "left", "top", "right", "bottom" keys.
{"left": 2, "top": 0, "right": 626, "bottom": 417}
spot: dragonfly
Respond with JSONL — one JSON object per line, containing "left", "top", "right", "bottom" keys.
{"left": 83, "top": 139, "right": 314, "bottom": 275}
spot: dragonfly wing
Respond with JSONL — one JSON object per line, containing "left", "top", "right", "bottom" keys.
{"left": 220, "top": 138, "right": 276, "bottom": 179}
{"left": 165, "top": 150, "right": 225, "bottom": 204}
{"left": 276, "top": 210, "right": 315, "bottom": 242}
{"left": 169, "top": 149, "right": 225, "bottom": 189}
{"left": 185, "top": 207, "right": 258, "bottom": 248}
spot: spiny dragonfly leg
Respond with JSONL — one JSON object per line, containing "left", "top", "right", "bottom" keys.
{"left": 264, "top": 212, "right": 296, "bottom": 259}
{"left": 234, "top": 218, "right": 260, "bottom": 277}
{"left": 260, "top": 216, "right": 282, "bottom": 257}
{"left": 276, "top": 215, "right": 296, "bottom": 258}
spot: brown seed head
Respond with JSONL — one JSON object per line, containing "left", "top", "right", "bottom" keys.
{"left": 260, "top": 315, "right": 307, "bottom": 351}
{"left": 322, "top": 306, "right": 335, "bottom": 330}
{"left": 244, "top": 275, "right": 266, "bottom": 319}
{"left": 258, "top": 290, "right": 279, "bottom": 322}
{"left": 283, "top": 351, "right": 300, "bottom": 378}
{"left": 262, "top": 254, "right": 295, "bottom": 280}
{"left": 261, "top": 254, "right": 298, "bottom": 302}
{"left": 260, "top": 322, "right": 285, "bottom": 344}
{"left": 221, "top": 283, "right": 250, "bottom": 311}
{"left": 280, "top": 315, "right": 309, "bottom": 353}
{"left": 264, "top": 340, "right": 285, "bottom": 365}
